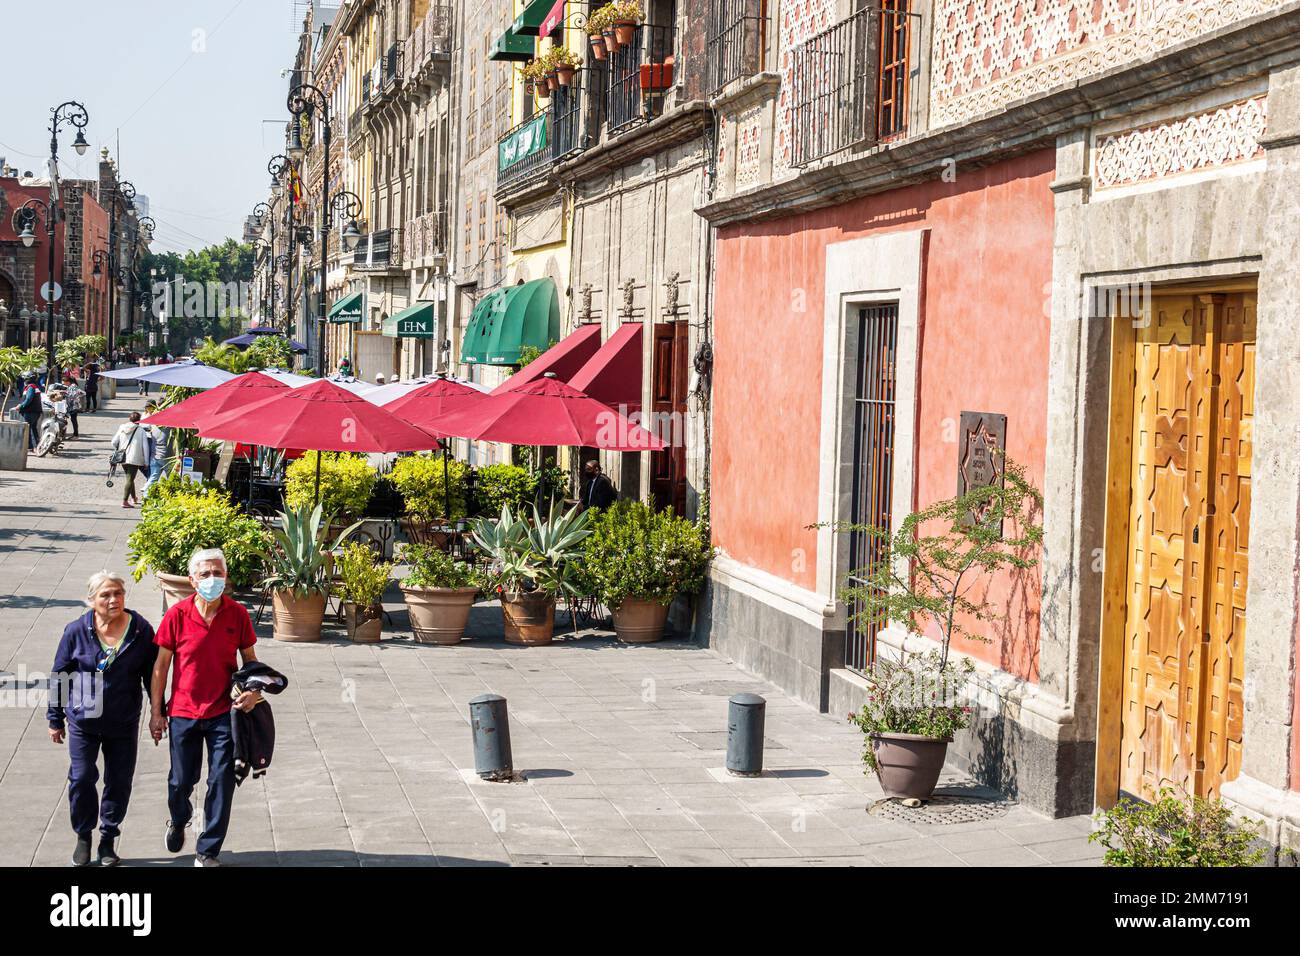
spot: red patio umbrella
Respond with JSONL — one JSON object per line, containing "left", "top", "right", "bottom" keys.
{"left": 384, "top": 375, "right": 487, "bottom": 437}
{"left": 141, "top": 371, "right": 290, "bottom": 429}
{"left": 384, "top": 375, "right": 490, "bottom": 519}
{"left": 431, "top": 374, "right": 665, "bottom": 451}
{"left": 198, "top": 379, "right": 441, "bottom": 501}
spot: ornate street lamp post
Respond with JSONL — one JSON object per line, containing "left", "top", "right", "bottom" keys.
{"left": 287, "top": 84, "right": 336, "bottom": 376}
{"left": 16, "top": 102, "right": 89, "bottom": 373}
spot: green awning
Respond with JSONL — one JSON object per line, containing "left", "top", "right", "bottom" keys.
{"left": 489, "top": 27, "right": 535, "bottom": 62}
{"left": 327, "top": 291, "right": 364, "bottom": 324}
{"left": 460, "top": 279, "right": 560, "bottom": 366}
{"left": 382, "top": 301, "right": 436, "bottom": 338}
{"left": 511, "top": 0, "right": 552, "bottom": 36}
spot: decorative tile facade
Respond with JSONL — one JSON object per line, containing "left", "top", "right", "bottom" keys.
{"left": 774, "top": 0, "right": 836, "bottom": 172}
{"left": 734, "top": 104, "right": 764, "bottom": 190}
{"left": 930, "top": 0, "right": 1288, "bottom": 127}
{"left": 1093, "top": 94, "right": 1269, "bottom": 189}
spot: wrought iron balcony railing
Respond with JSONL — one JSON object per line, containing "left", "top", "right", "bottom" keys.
{"left": 383, "top": 43, "right": 402, "bottom": 89}
{"left": 353, "top": 227, "right": 401, "bottom": 268}
{"left": 405, "top": 4, "right": 453, "bottom": 82}
{"left": 496, "top": 80, "right": 591, "bottom": 191}
{"left": 607, "top": 22, "right": 676, "bottom": 134}
{"left": 707, "top": 0, "right": 768, "bottom": 95}
{"left": 788, "top": 3, "right": 915, "bottom": 167}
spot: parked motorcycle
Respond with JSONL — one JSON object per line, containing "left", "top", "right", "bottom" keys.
{"left": 34, "top": 398, "right": 70, "bottom": 458}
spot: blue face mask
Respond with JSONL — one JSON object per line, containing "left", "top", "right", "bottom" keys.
{"left": 196, "top": 576, "right": 226, "bottom": 602}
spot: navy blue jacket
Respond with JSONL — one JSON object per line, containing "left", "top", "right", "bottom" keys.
{"left": 47, "top": 609, "right": 158, "bottom": 735}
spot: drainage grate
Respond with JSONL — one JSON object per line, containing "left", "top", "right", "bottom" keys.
{"left": 868, "top": 792, "right": 1014, "bottom": 825}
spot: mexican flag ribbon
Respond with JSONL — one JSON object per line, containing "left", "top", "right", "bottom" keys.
{"left": 288, "top": 164, "right": 303, "bottom": 205}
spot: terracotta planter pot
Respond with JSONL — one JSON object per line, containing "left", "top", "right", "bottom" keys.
{"left": 272, "top": 589, "right": 326, "bottom": 642}
{"left": 556, "top": 65, "right": 575, "bottom": 86}
{"left": 156, "top": 572, "right": 196, "bottom": 612}
{"left": 614, "top": 20, "right": 637, "bottom": 44}
{"left": 344, "top": 602, "right": 384, "bottom": 643}
{"left": 500, "top": 591, "right": 555, "bottom": 645}
{"left": 602, "top": 28, "right": 620, "bottom": 53}
{"left": 869, "top": 732, "right": 951, "bottom": 800}
{"left": 545, "top": 73, "right": 558, "bottom": 91}
{"left": 590, "top": 35, "right": 607, "bottom": 60}
{"left": 402, "top": 585, "right": 478, "bottom": 644}
{"left": 613, "top": 596, "right": 670, "bottom": 643}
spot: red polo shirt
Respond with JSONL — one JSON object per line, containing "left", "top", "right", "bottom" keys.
{"left": 154, "top": 595, "right": 256, "bottom": 719}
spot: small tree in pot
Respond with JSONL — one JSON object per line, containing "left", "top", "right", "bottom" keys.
{"left": 839, "top": 458, "right": 1043, "bottom": 801}
{"left": 470, "top": 501, "right": 592, "bottom": 645}
{"left": 398, "top": 542, "right": 481, "bottom": 645}
{"left": 583, "top": 500, "right": 712, "bottom": 643}
{"left": 335, "top": 540, "right": 393, "bottom": 643}
{"left": 262, "top": 503, "right": 360, "bottom": 642}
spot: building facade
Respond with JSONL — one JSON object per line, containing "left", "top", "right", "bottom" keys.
{"left": 697, "top": 0, "right": 1300, "bottom": 856}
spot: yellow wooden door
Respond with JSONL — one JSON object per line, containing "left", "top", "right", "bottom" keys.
{"left": 1117, "top": 292, "right": 1253, "bottom": 800}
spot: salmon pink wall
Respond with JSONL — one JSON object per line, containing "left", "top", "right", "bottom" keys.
{"left": 711, "top": 149, "right": 1056, "bottom": 679}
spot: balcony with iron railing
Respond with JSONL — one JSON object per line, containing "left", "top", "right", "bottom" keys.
{"left": 496, "top": 79, "right": 589, "bottom": 193}
{"left": 606, "top": 21, "right": 676, "bottom": 135}
{"left": 404, "top": 206, "right": 449, "bottom": 263}
{"left": 352, "top": 226, "right": 403, "bottom": 269}
{"left": 405, "top": 4, "right": 453, "bottom": 86}
{"left": 788, "top": 3, "right": 915, "bottom": 168}
{"left": 707, "top": 0, "right": 768, "bottom": 96}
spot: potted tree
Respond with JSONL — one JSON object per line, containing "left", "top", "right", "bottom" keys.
{"left": 398, "top": 542, "right": 481, "bottom": 645}
{"left": 839, "top": 458, "right": 1043, "bottom": 801}
{"left": 389, "top": 452, "right": 467, "bottom": 547}
{"left": 126, "top": 478, "right": 271, "bottom": 610}
{"left": 335, "top": 540, "right": 392, "bottom": 643}
{"left": 584, "top": 500, "right": 712, "bottom": 643}
{"left": 262, "top": 502, "right": 360, "bottom": 642}
{"left": 470, "top": 502, "right": 592, "bottom": 645}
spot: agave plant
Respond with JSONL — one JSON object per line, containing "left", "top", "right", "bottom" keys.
{"left": 262, "top": 502, "right": 362, "bottom": 597}
{"left": 470, "top": 500, "right": 592, "bottom": 598}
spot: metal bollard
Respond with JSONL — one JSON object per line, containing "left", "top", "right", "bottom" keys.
{"left": 726, "top": 693, "right": 766, "bottom": 777}
{"left": 469, "top": 693, "right": 514, "bottom": 781}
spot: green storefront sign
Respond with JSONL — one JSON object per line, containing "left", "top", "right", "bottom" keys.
{"left": 327, "top": 291, "right": 364, "bottom": 324}
{"left": 498, "top": 113, "right": 547, "bottom": 172}
{"left": 382, "top": 301, "right": 436, "bottom": 339}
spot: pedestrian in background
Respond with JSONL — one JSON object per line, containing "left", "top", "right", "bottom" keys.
{"left": 137, "top": 356, "right": 151, "bottom": 396}
{"left": 62, "top": 374, "right": 85, "bottom": 439}
{"left": 110, "top": 411, "right": 152, "bottom": 507}
{"left": 141, "top": 400, "right": 169, "bottom": 497}
{"left": 47, "top": 571, "right": 158, "bottom": 866}
{"left": 16, "top": 373, "right": 43, "bottom": 451}
{"left": 581, "top": 460, "right": 618, "bottom": 510}
{"left": 150, "top": 548, "right": 262, "bottom": 868}
{"left": 84, "top": 360, "right": 100, "bottom": 411}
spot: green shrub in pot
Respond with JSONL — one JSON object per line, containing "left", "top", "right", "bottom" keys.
{"left": 126, "top": 485, "right": 271, "bottom": 589}
{"left": 398, "top": 542, "right": 482, "bottom": 645}
{"left": 390, "top": 453, "right": 468, "bottom": 522}
{"left": 400, "top": 542, "right": 480, "bottom": 590}
{"left": 473, "top": 463, "right": 535, "bottom": 515}
{"left": 581, "top": 500, "right": 711, "bottom": 642}
{"left": 335, "top": 540, "right": 393, "bottom": 642}
{"left": 285, "top": 451, "right": 377, "bottom": 521}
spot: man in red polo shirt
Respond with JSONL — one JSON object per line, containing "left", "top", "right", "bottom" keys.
{"left": 149, "top": 548, "right": 262, "bottom": 867}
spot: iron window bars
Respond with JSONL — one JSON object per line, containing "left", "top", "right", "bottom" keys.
{"left": 788, "top": 2, "right": 913, "bottom": 167}
{"left": 607, "top": 21, "right": 676, "bottom": 134}
{"left": 496, "top": 77, "right": 592, "bottom": 192}
{"left": 707, "top": 0, "right": 768, "bottom": 96}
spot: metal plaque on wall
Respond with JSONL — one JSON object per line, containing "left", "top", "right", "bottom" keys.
{"left": 957, "top": 411, "right": 1007, "bottom": 530}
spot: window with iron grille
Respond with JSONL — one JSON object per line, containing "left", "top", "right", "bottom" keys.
{"left": 607, "top": 18, "right": 677, "bottom": 134}
{"left": 845, "top": 303, "right": 898, "bottom": 674}
{"left": 788, "top": 3, "right": 913, "bottom": 167}
{"left": 706, "top": 0, "right": 767, "bottom": 95}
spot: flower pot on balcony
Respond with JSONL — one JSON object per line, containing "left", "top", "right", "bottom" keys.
{"left": 603, "top": 28, "right": 620, "bottom": 53}
{"left": 556, "top": 65, "right": 575, "bottom": 86}
{"left": 590, "top": 34, "right": 607, "bottom": 60}
{"left": 545, "top": 72, "right": 558, "bottom": 92}
{"left": 613, "top": 19, "right": 638, "bottom": 45}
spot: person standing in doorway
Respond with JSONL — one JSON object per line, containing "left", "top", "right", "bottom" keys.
{"left": 150, "top": 549, "right": 261, "bottom": 867}
{"left": 581, "top": 460, "right": 618, "bottom": 510}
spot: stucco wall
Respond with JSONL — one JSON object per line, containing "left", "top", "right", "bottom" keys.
{"left": 711, "top": 148, "right": 1056, "bottom": 678}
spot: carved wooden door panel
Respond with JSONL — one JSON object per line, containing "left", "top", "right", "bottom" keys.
{"left": 1118, "top": 292, "right": 1253, "bottom": 800}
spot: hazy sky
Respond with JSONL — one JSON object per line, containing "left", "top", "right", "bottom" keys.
{"left": 0, "top": 0, "right": 304, "bottom": 256}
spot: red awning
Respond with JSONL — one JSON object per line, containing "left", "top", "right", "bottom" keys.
{"left": 569, "top": 322, "right": 642, "bottom": 414}
{"left": 491, "top": 322, "right": 603, "bottom": 394}
{"left": 538, "top": 0, "right": 566, "bottom": 38}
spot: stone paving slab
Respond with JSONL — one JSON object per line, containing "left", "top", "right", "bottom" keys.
{"left": 0, "top": 391, "right": 1098, "bottom": 867}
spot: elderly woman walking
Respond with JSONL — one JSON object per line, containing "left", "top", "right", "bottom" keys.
{"left": 48, "top": 571, "right": 159, "bottom": 866}
{"left": 110, "top": 411, "right": 154, "bottom": 508}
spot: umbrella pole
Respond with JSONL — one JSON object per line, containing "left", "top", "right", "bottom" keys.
{"left": 442, "top": 443, "right": 451, "bottom": 539}
{"left": 314, "top": 451, "right": 321, "bottom": 505}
